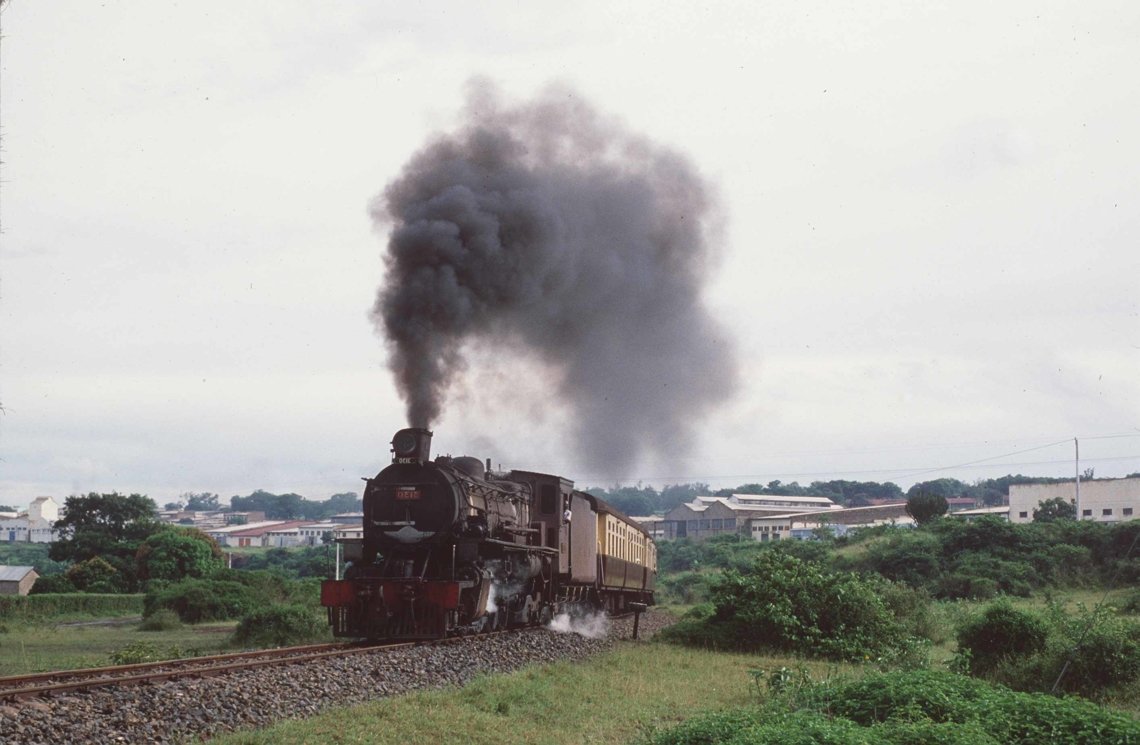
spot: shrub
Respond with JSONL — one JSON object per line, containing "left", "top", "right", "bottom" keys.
{"left": 138, "top": 609, "right": 183, "bottom": 631}
{"left": 230, "top": 604, "right": 328, "bottom": 647}
{"left": 110, "top": 641, "right": 166, "bottom": 665}
{"left": 875, "top": 580, "right": 943, "bottom": 642}
{"left": 144, "top": 579, "right": 257, "bottom": 623}
{"left": 29, "top": 574, "right": 78, "bottom": 594}
{"left": 135, "top": 526, "right": 224, "bottom": 583}
{"left": 142, "top": 569, "right": 314, "bottom": 623}
{"left": 1118, "top": 588, "right": 1140, "bottom": 614}
{"left": 648, "top": 669, "right": 1140, "bottom": 744}
{"left": 955, "top": 601, "right": 1049, "bottom": 675}
{"left": 658, "top": 552, "right": 914, "bottom": 662}
{"left": 810, "top": 669, "right": 1140, "bottom": 744}
{"left": 659, "top": 571, "right": 712, "bottom": 605}
{"left": 1043, "top": 608, "right": 1140, "bottom": 697}
{"left": 859, "top": 531, "right": 944, "bottom": 587}
{"left": 109, "top": 642, "right": 199, "bottom": 665}
{"left": 66, "top": 556, "right": 123, "bottom": 593}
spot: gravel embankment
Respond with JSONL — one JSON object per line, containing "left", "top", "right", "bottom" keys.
{"left": 0, "top": 610, "right": 674, "bottom": 744}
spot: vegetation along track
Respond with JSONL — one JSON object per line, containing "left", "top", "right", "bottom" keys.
{"left": 0, "top": 610, "right": 670, "bottom": 744}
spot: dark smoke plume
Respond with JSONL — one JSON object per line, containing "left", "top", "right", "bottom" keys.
{"left": 371, "top": 82, "right": 737, "bottom": 473}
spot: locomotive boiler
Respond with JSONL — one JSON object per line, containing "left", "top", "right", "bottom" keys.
{"left": 321, "top": 428, "right": 655, "bottom": 640}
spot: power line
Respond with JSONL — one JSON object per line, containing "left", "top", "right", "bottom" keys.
{"left": 888, "top": 438, "right": 1073, "bottom": 480}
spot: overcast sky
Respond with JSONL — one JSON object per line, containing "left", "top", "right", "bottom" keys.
{"left": 2, "top": 1, "right": 1137, "bottom": 509}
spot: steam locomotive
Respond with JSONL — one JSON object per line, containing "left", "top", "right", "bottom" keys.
{"left": 320, "top": 428, "right": 656, "bottom": 640}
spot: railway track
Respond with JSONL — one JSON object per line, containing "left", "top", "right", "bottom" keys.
{"left": 0, "top": 641, "right": 401, "bottom": 701}
{"left": 0, "top": 625, "right": 555, "bottom": 702}
{"left": 0, "top": 608, "right": 644, "bottom": 702}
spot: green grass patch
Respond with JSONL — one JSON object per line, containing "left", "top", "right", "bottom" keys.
{"left": 0, "top": 593, "right": 144, "bottom": 622}
{"left": 0, "top": 619, "right": 236, "bottom": 675}
{"left": 211, "top": 642, "right": 852, "bottom": 744}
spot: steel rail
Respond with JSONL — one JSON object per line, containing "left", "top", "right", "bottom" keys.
{"left": 0, "top": 626, "right": 542, "bottom": 701}
{"left": 0, "top": 642, "right": 399, "bottom": 701}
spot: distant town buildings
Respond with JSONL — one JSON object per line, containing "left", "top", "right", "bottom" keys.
{"left": 0, "top": 497, "right": 60, "bottom": 544}
{"left": 1008, "top": 477, "right": 1139, "bottom": 524}
{"left": 152, "top": 509, "right": 363, "bottom": 547}
{"left": 649, "top": 494, "right": 914, "bottom": 542}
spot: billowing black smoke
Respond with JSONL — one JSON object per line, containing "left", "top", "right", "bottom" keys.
{"left": 371, "top": 82, "right": 737, "bottom": 473}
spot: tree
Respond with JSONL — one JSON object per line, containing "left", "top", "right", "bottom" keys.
{"left": 164, "top": 501, "right": 184, "bottom": 511}
{"left": 66, "top": 556, "right": 123, "bottom": 593}
{"left": 136, "top": 526, "right": 225, "bottom": 583}
{"left": 324, "top": 492, "right": 361, "bottom": 515}
{"left": 50, "top": 492, "right": 160, "bottom": 591}
{"left": 1033, "top": 497, "right": 1076, "bottom": 523}
{"left": 906, "top": 491, "right": 949, "bottom": 525}
{"left": 183, "top": 492, "right": 222, "bottom": 511}
{"left": 0, "top": 504, "right": 17, "bottom": 512}
{"left": 906, "top": 478, "right": 969, "bottom": 501}
{"left": 231, "top": 490, "right": 309, "bottom": 519}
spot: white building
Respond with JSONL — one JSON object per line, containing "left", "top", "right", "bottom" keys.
{"left": 661, "top": 494, "right": 842, "bottom": 541}
{"left": 748, "top": 502, "right": 913, "bottom": 542}
{"left": 1008, "top": 477, "right": 1139, "bottom": 524}
{"left": 0, "top": 497, "right": 60, "bottom": 543}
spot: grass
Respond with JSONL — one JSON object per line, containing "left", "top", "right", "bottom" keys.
{"left": 211, "top": 641, "right": 857, "bottom": 745}
{"left": 0, "top": 619, "right": 237, "bottom": 675}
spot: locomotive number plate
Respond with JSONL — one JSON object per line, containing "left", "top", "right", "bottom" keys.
{"left": 395, "top": 487, "right": 422, "bottom": 501}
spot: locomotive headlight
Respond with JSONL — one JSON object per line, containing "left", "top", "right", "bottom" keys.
{"left": 393, "top": 430, "right": 418, "bottom": 457}
{"left": 391, "top": 427, "right": 432, "bottom": 463}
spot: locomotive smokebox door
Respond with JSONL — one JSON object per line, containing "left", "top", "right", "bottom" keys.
{"left": 392, "top": 428, "right": 432, "bottom": 464}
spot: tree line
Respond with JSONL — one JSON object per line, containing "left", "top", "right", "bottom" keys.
{"left": 37, "top": 489, "right": 359, "bottom": 593}
{"left": 164, "top": 490, "right": 362, "bottom": 520}
{"left": 586, "top": 473, "right": 1100, "bottom": 517}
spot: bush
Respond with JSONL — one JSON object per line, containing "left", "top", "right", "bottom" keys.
{"left": 109, "top": 642, "right": 199, "bottom": 665}
{"left": 954, "top": 601, "right": 1140, "bottom": 699}
{"left": 142, "top": 569, "right": 315, "bottom": 624}
{"left": 66, "top": 556, "right": 124, "bottom": 593}
{"left": 659, "top": 571, "right": 712, "bottom": 605}
{"left": 1054, "top": 610, "right": 1140, "bottom": 695}
{"left": 809, "top": 669, "right": 1140, "bottom": 744}
{"left": 647, "top": 669, "right": 1140, "bottom": 744}
{"left": 138, "top": 609, "right": 183, "bottom": 631}
{"left": 144, "top": 579, "right": 257, "bottom": 623}
{"left": 29, "top": 574, "right": 78, "bottom": 594}
{"left": 230, "top": 604, "right": 328, "bottom": 648}
{"left": 1118, "top": 588, "right": 1140, "bottom": 614}
{"left": 955, "top": 601, "right": 1049, "bottom": 675}
{"left": 875, "top": 581, "right": 944, "bottom": 642}
{"left": 658, "top": 552, "right": 915, "bottom": 662}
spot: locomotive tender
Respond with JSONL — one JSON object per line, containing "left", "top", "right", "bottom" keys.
{"left": 321, "top": 428, "right": 656, "bottom": 640}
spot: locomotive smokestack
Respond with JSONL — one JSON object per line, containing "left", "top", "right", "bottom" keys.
{"left": 372, "top": 80, "right": 738, "bottom": 473}
{"left": 391, "top": 428, "right": 432, "bottom": 465}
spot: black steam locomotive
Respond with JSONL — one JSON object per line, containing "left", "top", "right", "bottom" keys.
{"left": 321, "top": 429, "right": 656, "bottom": 640}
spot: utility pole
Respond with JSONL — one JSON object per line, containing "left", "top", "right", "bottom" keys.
{"left": 1074, "top": 437, "right": 1081, "bottom": 520}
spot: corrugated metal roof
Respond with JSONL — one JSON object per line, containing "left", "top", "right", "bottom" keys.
{"left": 732, "top": 494, "right": 837, "bottom": 505}
{"left": 0, "top": 565, "right": 37, "bottom": 582}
